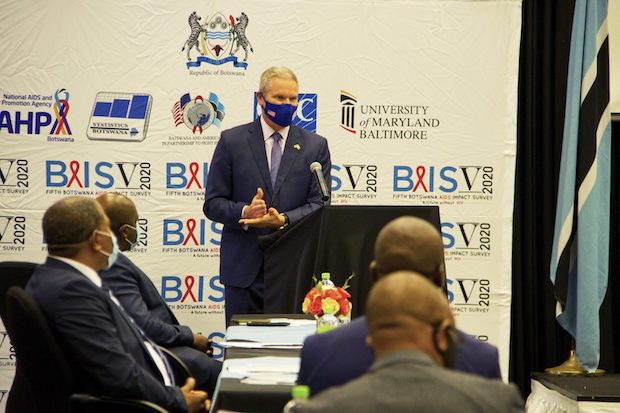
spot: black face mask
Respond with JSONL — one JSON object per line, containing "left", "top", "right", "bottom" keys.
{"left": 432, "top": 323, "right": 458, "bottom": 369}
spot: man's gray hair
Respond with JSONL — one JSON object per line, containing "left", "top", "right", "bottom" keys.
{"left": 259, "top": 66, "right": 298, "bottom": 94}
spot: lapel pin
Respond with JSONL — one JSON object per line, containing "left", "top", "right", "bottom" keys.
{"left": 294, "top": 143, "right": 301, "bottom": 151}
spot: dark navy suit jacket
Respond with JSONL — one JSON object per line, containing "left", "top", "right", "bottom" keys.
{"left": 99, "top": 253, "right": 221, "bottom": 394}
{"left": 26, "top": 257, "right": 186, "bottom": 412}
{"left": 297, "top": 316, "right": 502, "bottom": 396}
{"left": 203, "top": 118, "right": 330, "bottom": 289}
{"left": 100, "top": 253, "right": 193, "bottom": 348}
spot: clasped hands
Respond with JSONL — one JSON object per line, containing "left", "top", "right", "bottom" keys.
{"left": 239, "top": 187, "right": 286, "bottom": 228}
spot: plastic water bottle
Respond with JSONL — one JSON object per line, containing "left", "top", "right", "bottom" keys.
{"left": 320, "top": 272, "right": 335, "bottom": 289}
{"left": 316, "top": 313, "right": 339, "bottom": 334}
{"left": 283, "top": 385, "right": 310, "bottom": 413}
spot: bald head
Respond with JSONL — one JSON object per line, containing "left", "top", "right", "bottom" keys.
{"left": 43, "top": 196, "right": 107, "bottom": 257}
{"left": 96, "top": 192, "right": 138, "bottom": 252}
{"left": 366, "top": 271, "right": 453, "bottom": 361}
{"left": 372, "top": 216, "right": 445, "bottom": 287}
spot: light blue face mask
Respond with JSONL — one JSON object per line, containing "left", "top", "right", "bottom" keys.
{"left": 96, "top": 230, "right": 119, "bottom": 270}
{"left": 122, "top": 223, "right": 141, "bottom": 251}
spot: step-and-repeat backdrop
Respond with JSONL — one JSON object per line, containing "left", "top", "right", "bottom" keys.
{"left": 0, "top": 0, "right": 522, "bottom": 404}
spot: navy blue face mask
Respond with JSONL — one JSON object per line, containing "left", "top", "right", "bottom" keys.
{"left": 261, "top": 94, "right": 297, "bottom": 127}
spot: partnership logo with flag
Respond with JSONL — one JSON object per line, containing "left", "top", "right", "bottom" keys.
{"left": 549, "top": 0, "right": 611, "bottom": 372}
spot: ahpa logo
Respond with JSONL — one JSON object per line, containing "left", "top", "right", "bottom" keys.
{"left": 172, "top": 93, "right": 225, "bottom": 134}
{"left": 87, "top": 92, "right": 152, "bottom": 142}
{"left": 447, "top": 278, "right": 491, "bottom": 310}
{"left": 162, "top": 218, "right": 222, "bottom": 246}
{"left": 0, "top": 159, "right": 29, "bottom": 191}
{"left": 253, "top": 93, "right": 318, "bottom": 132}
{"left": 182, "top": 11, "right": 253, "bottom": 70}
{"left": 161, "top": 275, "right": 225, "bottom": 303}
{"left": 166, "top": 162, "right": 209, "bottom": 189}
{"left": 393, "top": 165, "right": 494, "bottom": 194}
{"left": 45, "top": 160, "right": 151, "bottom": 190}
{"left": 0, "top": 89, "right": 72, "bottom": 139}
{"left": 340, "top": 90, "right": 357, "bottom": 134}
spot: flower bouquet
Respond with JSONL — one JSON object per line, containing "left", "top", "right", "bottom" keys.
{"left": 302, "top": 273, "right": 354, "bottom": 333}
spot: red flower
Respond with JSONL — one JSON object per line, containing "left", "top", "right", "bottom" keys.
{"left": 336, "top": 287, "right": 351, "bottom": 299}
{"left": 305, "top": 287, "right": 319, "bottom": 300}
{"left": 309, "top": 295, "right": 323, "bottom": 315}
{"left": 324, "top": 289, "right": 342, "bottom": 301}
{"left": 339, "top": 300, "right": 351, "bottom": 316}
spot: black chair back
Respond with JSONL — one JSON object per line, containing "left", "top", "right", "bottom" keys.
{"left": 0, "top": 261, "right": 37, "bottom": 412}
{"left": 5, "top": 286, "right": 75, "bottom": 413}
{"left": 0, "top": 261, "right": 37, "bottom": 321}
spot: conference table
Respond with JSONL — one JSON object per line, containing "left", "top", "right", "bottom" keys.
{"left": 211, "top": 314, "right": 316, "bottom": 413}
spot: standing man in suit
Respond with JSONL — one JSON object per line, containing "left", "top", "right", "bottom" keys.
{"left": 26, "top": 196, "right": 209, "bottom": 413}
{"left": 297, "top": 216, "right": 502, "bottom": 396}
{"left": 97, "top": 193, "right": 222, "bottom": 396}
{"left": 295, "top": 272, "right": 524, "bottom": 413}
{"left": 204, "top": 66, "right": 331, "bottom": 325}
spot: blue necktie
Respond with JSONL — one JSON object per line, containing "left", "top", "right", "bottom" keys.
{"left": 270, "top": 132, "right": 283, "bottom": 187}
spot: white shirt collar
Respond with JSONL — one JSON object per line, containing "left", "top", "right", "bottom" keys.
{"left": 260, "top": 114, "right": 290, "bottom": 142}
{"left": 50, "top": 255, "right": 103, "bottom": 288}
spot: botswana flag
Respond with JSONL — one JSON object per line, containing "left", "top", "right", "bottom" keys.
{"left": 549, "top": 0, "right": 611, "bottom": 372}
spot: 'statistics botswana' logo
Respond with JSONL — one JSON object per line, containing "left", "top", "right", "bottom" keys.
{"left": 87, "top": 92, "right": 152, "bottom": 142}
{"left": 172, "top": 93, "right": 225, "bottom": 134}
{"left": 182, "top": 11, "right": 253, "bottom": 72}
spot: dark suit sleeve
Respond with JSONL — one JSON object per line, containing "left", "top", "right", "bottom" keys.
{"left": 52, "top": 279, "right": 187, "bottom": 412}
{"left": 102, "top": 260, "right": 193, "bottom": 347}
{"left": 284, "top": 136, "right": 331, "bottom": 224}
{"left": 297, "top": 334, "right": 319, "bottom": 389}
{"left": 203, "top": 133, "right": 247, "bottom": 228}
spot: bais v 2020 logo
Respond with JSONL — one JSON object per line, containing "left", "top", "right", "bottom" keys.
{"left": 44, "top": 160, "right": 152, "bottom": 197}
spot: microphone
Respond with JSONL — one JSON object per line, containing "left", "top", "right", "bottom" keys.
{"left": 310, "top": 162, "right": 330, "bottom": 202}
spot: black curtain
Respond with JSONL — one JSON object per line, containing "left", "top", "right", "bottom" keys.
{"left": 511, "top": 0, "right": 620, "bottom": 397}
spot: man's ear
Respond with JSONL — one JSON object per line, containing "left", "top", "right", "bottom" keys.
{"left": 435, "top": 262, "right": 447, "bottom": 293}
{"left": 365, "top": 334, "right": 374, "bottom": 351}
{"left": 119, "top": 225, "right": 129, "bottom": 242}
{"left": 90, "top": 230, "right": 102, "bottom": 253}
{"left": 434, "top": 319, "right": 452, "bottom": 353}
{"left": 256, "top": 91, "right": 264, "bottom": 107}
{"left": 369, "top": 260, "right": 379, "bottom": 283}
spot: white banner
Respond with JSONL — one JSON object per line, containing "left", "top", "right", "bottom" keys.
{"left": 0, "top": 0, "right": 522, "bottom": 400}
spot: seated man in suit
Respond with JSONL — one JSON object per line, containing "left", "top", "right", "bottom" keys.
{"left": 295, "top": 272, "right": 524, "bottom": 413}
{"left": 97, "top": 192, "right": 221, "bottom": 396}
{"left": 26, "top": 196, "right": 209, "bottom": 413}
{"left": 297, "top": 216, "right": 501, "bottom": 396}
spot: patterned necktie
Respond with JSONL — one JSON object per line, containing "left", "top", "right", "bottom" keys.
{"left": 270, "top": 132, "right": 283, "bottom": 187}
{"left": 106, "top": 288, "right": 176, "bottom": 386}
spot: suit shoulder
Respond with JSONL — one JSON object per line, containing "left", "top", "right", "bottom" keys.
{"left": 220, "top": 121, "right": 256, "bottom": 140}
{"left": 458, "top": 330, "right": 499, "bottom": 357}
{"left": 294, "top": 126, "right": 328, "bottom": 143}
{"left": 435, "top": 367, "right": 518, "bottom": 398}
{"left": 100, "top": 254, "right": 138, "bottom": 280}
{"left": 303, "top": 318, "right": 366, "bottom": 351}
